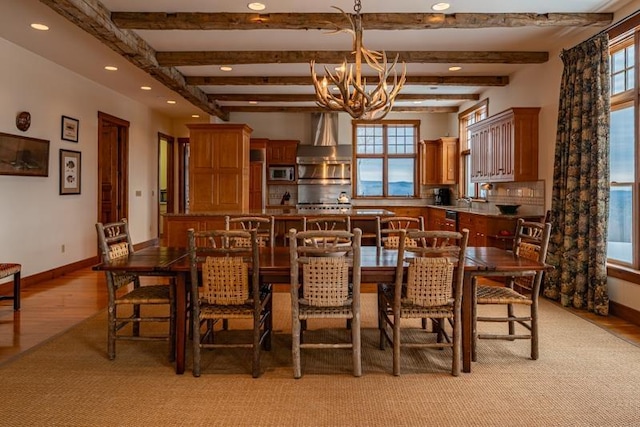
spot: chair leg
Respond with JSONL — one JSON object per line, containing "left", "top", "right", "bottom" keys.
{"left": 471, "top": 278, "right": 478, "bottom": 362}
{"left": 252, "top": 315, "right": 261, "bottom": 378}
{"left": 192, "top": 314, "right": 201, "bottom": 377}
{"left": 292, "top": 316, "right": 302, "bottom": 379}
{"left": 263, "top": 293, "right": 273, "bottom": 351}
{"left": 352, "top": 312, "right": 362, "bottom": 377}
{"left": 392, "top": 314, "right": 401, "bottom": 376}
{"left": 377, "top": 289, "right": 387, "bottom": 350}
{"left": 531, "top": 302, "right": 539, "bottom": 360}
{"left": 132, "top": 304, "right": 141, "bottom": 336}
{"left": 13, "top": 271, "right": 20, "bottom": 311}
{"left": 452, "top": 312, "right": 461, "bottom": 377}
{"left": 108, "top": 304, "right": 117, "bottom": 360}
{"left": 507, "top": 303, "right": 515, "bottom": 337}
{"left": 168, "top": 282, "right": 176, "bottom": 363}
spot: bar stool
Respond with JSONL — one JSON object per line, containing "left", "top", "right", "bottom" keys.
{"left": 0, "top": 263, "right": 21, "bottom": 310}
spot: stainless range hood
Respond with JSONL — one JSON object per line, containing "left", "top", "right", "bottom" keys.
{"left": 296, "top": 113, "right": 351, "bottom": 163}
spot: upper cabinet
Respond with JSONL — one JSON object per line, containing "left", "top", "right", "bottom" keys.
{"left": 266, "top": 140, "right": 298, "bottom": 165}
{"left": 468, "top": 107, "right": 540, "bottom": 183}
{"left": 187, "top": 124, "right": 252, "bottom": 212}
{"left": 420, "top": 137, "right": 459, "bottom": 185}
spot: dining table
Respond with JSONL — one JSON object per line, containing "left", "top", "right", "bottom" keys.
{"left": 93, "top": 245, "right": 548, "bottom": 375}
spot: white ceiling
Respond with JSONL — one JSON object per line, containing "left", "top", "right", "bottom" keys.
{"left": 0, "top": 0, "right": 634, "bottom": 119}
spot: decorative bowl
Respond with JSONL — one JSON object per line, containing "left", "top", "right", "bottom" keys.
{"left": 495, "top": 204, "right": 520, "bottom": 215}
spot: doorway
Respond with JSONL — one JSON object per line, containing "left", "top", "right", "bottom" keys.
{"left": 97, "top": 112, "right": 129, "bottom": 225}
{"left": 158, "top": 133, "right": 175, "bottom": 238}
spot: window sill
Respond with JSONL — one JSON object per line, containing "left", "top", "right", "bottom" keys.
{"left": 608, "top": 264, "right": 640, "bottom": 285}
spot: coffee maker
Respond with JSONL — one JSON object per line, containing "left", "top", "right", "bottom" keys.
{"left": 434, "top": 188, "right": 451, "bottom": 206}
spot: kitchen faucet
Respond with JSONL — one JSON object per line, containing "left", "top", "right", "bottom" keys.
{"left": 458, "top": 197, "right": 472, "bottom": 208}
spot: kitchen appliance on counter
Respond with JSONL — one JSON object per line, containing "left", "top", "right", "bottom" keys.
{"left": 269, "top": 166, "right": 295, "bottom": 181}
{"left": 434, "top": 188, "right": 451, "bottom": 206}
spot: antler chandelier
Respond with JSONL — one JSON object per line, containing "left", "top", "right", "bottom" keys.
{"left": 310, "top": 0, "right": 406, "bottom": 120}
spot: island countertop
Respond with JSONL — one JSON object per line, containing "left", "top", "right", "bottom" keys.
{"left": 163, "top": 208, "right": 396, "bottom": 218}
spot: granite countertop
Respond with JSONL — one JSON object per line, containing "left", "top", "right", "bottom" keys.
{"left": 164, "top": 208, "right": 396, "bottom": 217}
{"left": 425, "top": 205, "right": 542, "bottom": 219}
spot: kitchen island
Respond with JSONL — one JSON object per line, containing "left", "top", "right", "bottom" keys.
{"left": 163, "top": 208, "right": 396, "bottom": 247}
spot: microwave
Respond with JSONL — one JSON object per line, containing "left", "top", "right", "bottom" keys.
{"left": 269, "top": 166, "right": 295, "bottom": 181}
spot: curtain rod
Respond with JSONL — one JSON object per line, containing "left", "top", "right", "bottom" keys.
{"left": 588, "top": 9, "right": 640, "bottom": 42}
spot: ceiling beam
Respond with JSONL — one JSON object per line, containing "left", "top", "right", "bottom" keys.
{"left": 111, "top": 12, "right": 613, "bottom": 30}
{"left": 39, "top": 0, "right": 229, "bottom": 121}
{"left": 209, "top": 93, "right": 480, "bottom": 102}
{"left": 186, "top": 75, "right": 509, "bottom": 86}
{"left": 223, "top": 106, "right": 459, "bottom": 114}
{"left": 158, "top": 51, "right": 548, "bottom": 66}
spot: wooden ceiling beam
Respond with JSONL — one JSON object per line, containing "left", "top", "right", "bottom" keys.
{"left": 223, "top": 106, "right": 459, "bottom": 114}
{"left": 187, "top": 75, "right": 509, "bottom": 86}
{"left": 209, "top": 93, "right": 479, "bottom": 102}
{"left": 39, "top": 0, "right": 229, "bottom": 121}
{"left": 158, "top": 51, "right": 548, "bottom": 66}
{"left": 111, "top": 12, "right": 613, "bottom": 30}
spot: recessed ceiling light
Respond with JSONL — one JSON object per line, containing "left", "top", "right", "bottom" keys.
{"left": 140, "top": 86, "right": 152, "bottom": 91}
{"left": 432, "top": 3, "right": 450, "bottom": 11}
{"left": 247, "top": 3, "right": 266, "bottom": 11}
{"left": 249, "top": 101, "right": 258, "bottom": 104}
{"left": 448, "top": 66, "right": 462, "bottom": 71}
{"left": 220, "top": 66, "right": 233, "bottom": 72}
{"left": 167, "top": 100, "right": 176, "bottom": 104}
{"left": 104, "top": 65, "right": 118, "bottom": 71}
{"left": 191, "top": 114, "right": 200, "bottom": 118}
{"left": 30, "top": 23, "right": 49, "bottom": 31}
{"left": 413, "top": 101, "right": 423, "bottom": 104}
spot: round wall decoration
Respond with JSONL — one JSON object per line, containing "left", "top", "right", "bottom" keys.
{"left": 16, "top": 111, "right": 31, "bottom": 131}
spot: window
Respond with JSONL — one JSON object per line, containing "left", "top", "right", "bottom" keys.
{"left": 458, "top": 100, "right": 488, "bottom": 198}
{"left": 607, "top": 27, "right": 638, "bottom": 269}
{"left": 353, "top": 120, "right": 419, "bottom": 198}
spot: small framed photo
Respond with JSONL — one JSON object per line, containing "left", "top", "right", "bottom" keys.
{"left": 61, "top": 115, "right": 79, "bottom": 143}
{"left": 59, "top": 149, "right": 81, "bottom": 195}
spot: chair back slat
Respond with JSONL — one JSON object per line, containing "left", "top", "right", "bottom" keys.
{"left": 376, "top": 216, "right": 424, "bottom": 250}
{"left": 225, "top": 215, "right": 275, "bottom": 249}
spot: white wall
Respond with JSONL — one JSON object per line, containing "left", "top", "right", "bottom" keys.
{"left": 0, "top": 37, "right": 173, "bottom": 278}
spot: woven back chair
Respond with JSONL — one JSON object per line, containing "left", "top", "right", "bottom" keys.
{"left": 378, "top": 229, "right": 469, "bottom": 376}
{"left": 303, "top": 216, "right": 351, "bottom": 233}
{"left": 188, "top": 229, "right": 272, "bottom": 378}
{"left": 376, "top": 216, "right": 425, "bottom": 251}
{"left": 288, "top": 228, "right": 362, "bottom": 379}
{"left": 472, "top": 218, "right": 551, "bottom": 362}
{"left": 225, "top": 215, "right": 275, "bottom": 249}
{"left": 95, "top": 219, "right": 175, "bottom": 361}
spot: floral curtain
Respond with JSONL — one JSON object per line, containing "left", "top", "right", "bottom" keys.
{"left": 543, "top": 33, "right": 610, "bottom": 315}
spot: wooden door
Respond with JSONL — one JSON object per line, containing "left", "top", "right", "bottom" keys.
{"left": 249, "top": 161, "right": 264, "bottom": 210}
{"left": 98, "top": 112, "right": 129, "bottom": 225}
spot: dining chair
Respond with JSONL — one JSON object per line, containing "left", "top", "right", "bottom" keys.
{"left": 187, "top": 228, "right": 272, "bottom": 378}
{"left": 95, "top": 219, "right": 176, "bottom": 361}
{"left": 289, "top": 227, "right": 362, "bottom": 379}
{"left": 472, "top": 219, "right": 551, "bottom": 361}
{"left": 0, "top": 263, "right": 21, "bottom": 310}
{"left": 376, "top": 215, "right": 425, "bottom": 251}
{"left": 225, "top": 215, "right": 275, "bottom": 249}
{"left": 303, "top": 216, "right": 351, "bottom": 233}
{"left": 378, "top": 228, "right": 469, "bottom": 376}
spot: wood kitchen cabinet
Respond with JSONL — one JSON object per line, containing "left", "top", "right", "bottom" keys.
{"left": 468, "top": 108, "right": 539, "bottom": 183}
{"left": 420, "top": 137, "right": 458, "bottom": 185}
{"left": 266, "top": 140, "right": 298, "bottom": 165}
{"left": 187, "top": 123, "right": 252, "bottom": 212}
{"left": 426, "top": 207, "right": 456, "bottom": 232}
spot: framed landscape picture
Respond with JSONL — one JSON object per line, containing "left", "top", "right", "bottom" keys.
{"left": 0, "top": 132, "right": 50, "bottom": 177}
{"left": 61, "top": 115, "right": 79, "bottom": 142}
{"left": 59, "top": 149, "right": 81, "bottom": 195}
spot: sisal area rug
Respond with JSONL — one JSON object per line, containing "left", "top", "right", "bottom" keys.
{"left": 1, "top": 293, "right": 639, "bottom": 426}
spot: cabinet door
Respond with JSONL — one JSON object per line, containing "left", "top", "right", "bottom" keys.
{"left": 440, "top": 138, "right": 458, "bottom": 184}
{"left": 420, "top": 140, "right": 439, "bottom": 184}
{"left": 249, "top": 161, "right": 264, "bottom": 210}
{"left": 267, "top": 140, "right": 298, "bottom": 165}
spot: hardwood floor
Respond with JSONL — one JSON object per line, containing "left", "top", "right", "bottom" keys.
{"left": 1, "top": 268, "right": 639, "bottom": 365}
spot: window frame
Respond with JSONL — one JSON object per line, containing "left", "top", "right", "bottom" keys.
{"left": 352, "top": 119, "right": 420, "bottom": 199}
{"left": 458, "top": 99, "right": 489, "bottom": 199}
{"left": 607, "top": 19, "right": 640, "bottom": 283}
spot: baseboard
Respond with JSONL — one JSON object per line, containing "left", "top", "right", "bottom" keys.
{"left": 0, "top": 238, "right": 158, "bottom": 293}
{"left": 609, "top": 300, "right": 640, "bottom": 327}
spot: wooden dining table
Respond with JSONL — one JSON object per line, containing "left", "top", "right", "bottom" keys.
{"left": 94, "top": 245, "right": 547, "bottom": 375}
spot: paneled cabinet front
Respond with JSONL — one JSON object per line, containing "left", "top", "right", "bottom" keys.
{"left": 468, "top": 108, "right": 539, "bottom": 183}
{"left": 187, "top": 124, "right": 252, "bottom": 212}
{"left": 420, "top": 137, "right": 458, "bottom": 185}
{"left": 267, "top": 140, "right": 298, "bottom": 165}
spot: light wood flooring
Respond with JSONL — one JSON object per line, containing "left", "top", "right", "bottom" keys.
{"left": 1, "top": 268, "right": 639, "bottom": 365}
